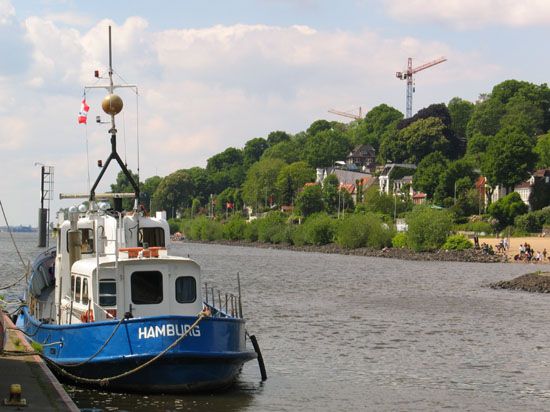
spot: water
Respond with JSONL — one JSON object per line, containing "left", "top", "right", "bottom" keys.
{"left": 3, "top": 233, "right": 550, "bottom": 411}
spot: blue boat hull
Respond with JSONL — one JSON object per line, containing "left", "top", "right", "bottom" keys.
{"left": 16, "top": 307, "right": 257, "bottom": 393}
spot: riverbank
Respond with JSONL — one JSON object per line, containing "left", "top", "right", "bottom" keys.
{"left": 480, "top": 236, "right": 549, "bottom": 262}
{"left": 489, "top": 272, "right": 550, "bottom": 293}
{"left": 182, "top": 239, "right": 506, "bottom": 263}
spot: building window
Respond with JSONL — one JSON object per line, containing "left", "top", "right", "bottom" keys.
{"left": 175, "top": 277, "right": 196, "bottom": 303}
{"left": 99, "top": 279, "right": 117, "bottom": 306}
{"left": 131, "top": 271, "right": 163, "bottom": 304}
{"left": 138, "top": 227, "right": 165, "bottom": 247}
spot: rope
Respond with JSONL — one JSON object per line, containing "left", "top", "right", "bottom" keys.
{"left": 63, "top": 317, "right": 125, "bottom": 367}
{"left": 43, "top": 311, "right": 206, "bottom": 386}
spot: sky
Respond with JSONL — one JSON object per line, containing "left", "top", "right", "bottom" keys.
{"left": 2, "top": 0, "right": 550, "bottom": 225}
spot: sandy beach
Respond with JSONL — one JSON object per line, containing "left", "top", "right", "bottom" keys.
{"left": 479, "top": 236, "right": 550, "bottom": 262}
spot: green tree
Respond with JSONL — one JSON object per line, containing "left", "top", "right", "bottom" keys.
{"left": 347, "top": 104, "right": 402, "bottom": 150}
{"left": 295, "top": 184, "right": 324, "bottom": 217}
{"left": 405, "top": 206, "right": 453, "bottom": 251}
{"left": 243, "top": 137, "right": 269, "bottom": 167}
{"left": 206, "top": 147, "right": 243, "bottom": 172}
{"left": 413, "top": 152, "right": 449, "bottom": 199}
{"left": 448, "top": 97, "right": 474, "bottom": 145}
{"left": 535, "top": 133, "right": 550, "bottom": 168}
{"left": 276, "top": 161, "right": 315, "bottom": 205}
{"left": 306, "top": 119, "right": 333, "bottom": 136}
{"left": 322, "top": 174, "right": 339, "bottom": 214}
{"left": 141, "top": 175, "right": 162, "bottom": 212}
{"left": 267, "top": 130, "right": 291, "bottom": 147}
{"left": 261, "top": 138, "right": 303, "bottom": 164}
{"left": 481, "top": 126, "right": 536, "bottom": 192}
{"left": 488, "top": 191, "right": 528, "bottom": 230}
{"left": 152, "top": 169, "right": 195, "bottom": 218}
{"left": 110, "top": 169, "right": 140, "bottom": 210}
{"left": 466, "top": 98, "right": 505, "bottom": 138}
{"left": 242, "top": 158, "right": 285, "bottom": 211}
{"left": 303, "top": 129, "right": 351, "bottom": 168}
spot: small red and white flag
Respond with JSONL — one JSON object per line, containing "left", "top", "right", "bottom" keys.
{"left": 78, "top": 98, "right": 89, "bottom": 124}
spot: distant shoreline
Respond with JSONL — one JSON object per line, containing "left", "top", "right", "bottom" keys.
{"left": 181, "top": 239, "right": 507, "bottom": 263}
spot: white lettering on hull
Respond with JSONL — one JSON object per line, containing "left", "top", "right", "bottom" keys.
{"left": 138, "top": 324, "right": 201, "bottom": 339}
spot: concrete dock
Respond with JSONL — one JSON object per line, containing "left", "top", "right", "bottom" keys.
{"left": 0, "top": 312, "right": 79, "bottom": 411}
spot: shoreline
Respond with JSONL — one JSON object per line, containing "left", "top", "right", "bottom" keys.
{"left": 181, "top": 239, "right": 507, "bottom": 263}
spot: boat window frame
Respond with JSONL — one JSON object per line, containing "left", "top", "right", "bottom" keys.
{"left": 131, "top": 270, "right": 164, "bottom": 305}
{"left": 82, "top": 278, "right": 89, "bottom": 305}
{"left": 74, "top": 276, "right": 82, "bottom": 303}
{"left": 65, "top": 228, "right": 95, "bottom": 254}
{"left": 175, "top": 276, "right": 197, "bottom": 304}
{"left": 138, "top": 227, "right": 165, "bottom": 247}
{"left": 99, "top": 278, "right": 117, "bottom": 307}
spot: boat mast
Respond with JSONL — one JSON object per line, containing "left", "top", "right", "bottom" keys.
{"left": 88, "top": 26, "right": 140, "bottom": 207}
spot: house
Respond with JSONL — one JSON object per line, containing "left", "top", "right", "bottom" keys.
{"left": 315, "top": 167, "right": 376, "bottom": 203}
{"left": 378, "top": 163, "right": 416, "bottom": 195}
{"left": 346, "top": 144, "right": 376, "bottom": 172}
{"left": 487, "top": 168, "right": 550, "bottom": 210}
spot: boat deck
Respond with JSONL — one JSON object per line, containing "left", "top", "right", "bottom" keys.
{"left": 0, "top": 312, "right": 79, "bottom": 411}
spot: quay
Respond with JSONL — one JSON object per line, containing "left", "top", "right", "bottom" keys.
{"left": 0, "top": 312, "right": 79, "bottom": 411}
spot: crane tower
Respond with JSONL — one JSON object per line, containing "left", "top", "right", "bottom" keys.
{"left": 396, "top": 56, "right": 446, "bottom": 118}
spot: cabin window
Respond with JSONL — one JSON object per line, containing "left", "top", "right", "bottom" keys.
{"left": 138, "top": 227, "right": 165, "bottom": 247}
{"left": 71, "top": 275, "right": 75, "bottom": 296}
{"left": 175, "top": 276, "right": 196, "bottom": 303}
{"left": 75, "top": 277, "right": 82, "bottom": 303}
{"left": 66, "top": 228, "right": 94, "bottom": 254}
{"left": 131, "top": 271, "right": 163, "bottom": 304}
{"left": 82, "top": 278, "right": 89, "bottom": 305}
{"left": 99, "top": 279, "right": 117, "bottom": 307}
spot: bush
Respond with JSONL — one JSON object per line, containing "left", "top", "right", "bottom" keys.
{"left": 335, "top": 213, "right": 393, "bottom": 249}
{"left": 291, "top": 225, "right": 306, "bottom": 246}
{"left": 302, "top": 213, "right": 336, "bottom": 245}
{"left": 392, "top": 232, "right": 408, "bottom": 248}
{"left": 488, "top": 192, "right": 528, "bottom": 231}
{"left": 442, "top": 234, "right": 473, "bottom": 250}
{"left": 406, "top": 206, "right": 453, "bottom": 252}
{"left": 167, "top": 218, "right": 182, "bottom": 235}
{"left": 243, "top": 219, "right": 259, "bottom": 242}
{"left": 223, "top": 216, "right": 247, "bottom": 240}
{"left": 514, "top": 206, "right": 550, "bottom": 233}
{"left": 257, "top": 212, "right": 287, "bottom": 243}
{"left": 186, "top": 217, "right": 223, "bottom": 241}
{"left": 453, "top": 220, "right": 494, "bottom": 235}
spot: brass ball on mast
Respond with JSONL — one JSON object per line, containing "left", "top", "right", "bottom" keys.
{"left": 102, "top": 93, "right": 124, "bottom": 116}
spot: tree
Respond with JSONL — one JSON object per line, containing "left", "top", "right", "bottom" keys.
{"left": 276, "top": 161, "right": 315, "bottom": 205}
{"left": 261, "top": 138, "right": 303, "bottom": 164}
{"left": 267, "top": 130, "right": 291, "bottom": 147}
{"left": 322, "top": 174, "right": 339, "bottom": 214}
{"left": 243, "top": 137, "right": 269, "bottom": 167}
{"left": 152, "top": 170, "right": 195, "bottom": 218}
{"left": 206, "top": 147, "right": 243, "bottom": 172}
{"left": 306, "top": 119, "right": 332, "bottom": 136}
{"left": 405, "top": 206, "right": 453, "bottom": 251}
{"left": 384, "top": 117, "right": 449, "bottom": 164}
{"left": 141, "top": 175, "right": 162, "bottom": 212}
{"left": 347, "top": 104, "right": 402, "bottom": 150}
{"left": 413, "top": 152, "right": 449, "bottom": 199}
{"left": 303, "top": 129, "right": 351, "bottom": 168}
{"left": 185, "top": 167, "right": 211, "bottom": 203}
{"left": 242, "top": 158, "right": 285, "bottom": 211}
{"left": 466, "top": 98, "right": 505, "bottom": 138}
{"left": 295, "top": 184, "right": 324, "bottom": 217}
{"left": 111, "top": 169, "right": 140, "bottom": 210}
{"left": 488, "top": 192, "right": 528, "bottom": 230}
{"left": 481, "top": 126, "right": 536, "bottom": 192}
{"left": 448, "top": 97, "right": 474, "bottom": 143}
{"left": 534, "top": 133, "right": 550, "bottom": 168}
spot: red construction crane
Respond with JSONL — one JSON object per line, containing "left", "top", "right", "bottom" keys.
{"left": 328, "top": 106, "right": 364, "bottom": 121}
{"left": 396, "top": 56, "right": 446, "bottom": 118}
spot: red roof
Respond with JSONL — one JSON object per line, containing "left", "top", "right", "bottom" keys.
{"left": 412, "top": 192, "right": 427, "bottom": 199}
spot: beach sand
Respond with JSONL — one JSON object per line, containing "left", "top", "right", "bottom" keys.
{"left": 479, "top": 236, "right": 550, "bottom": 262}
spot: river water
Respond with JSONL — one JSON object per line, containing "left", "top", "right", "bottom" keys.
{"left": 2, "top": 233, "right": 550, "bottom": 411}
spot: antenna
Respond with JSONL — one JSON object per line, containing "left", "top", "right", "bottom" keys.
{"left": 85, "top": 26, "right": 140, "bottom": 208}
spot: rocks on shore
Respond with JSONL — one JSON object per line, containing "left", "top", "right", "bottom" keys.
{"left": 489, "top": 272, "right": 550, "bottom": 293}
{"left": 185, "top": 239, "right": 506, "bottom": 263}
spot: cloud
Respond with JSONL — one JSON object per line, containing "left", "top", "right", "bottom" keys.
{"left": 0, "top": 0, "right": 14, "bottom": 25}
{"left": 384, "top": 0, "right": 550, "bottom": 28}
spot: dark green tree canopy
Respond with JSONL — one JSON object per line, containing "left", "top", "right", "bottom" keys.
{"left": 303, "top": 129, "right": 352, "bottom": 168}
{"left": 267, "top": 130, "right": 291, "bottom": 147}
{"left": 306, "top": 119, "right": 333, "bottom": 136}
{"left": 152, "top": 169, "right": 195, "bottom": 218}
{"left": 535, "top": 133, "right": 550, "bottom": 168}
{"left": 448, "top": 97, "right": 474, "bottom": 142}
{"left": 206, "top": 147, "right": 243, "bottom": 172}
{"left": 413, "top": 151, "right": 449, "bottom": 199}
{"left": 488, "top": 191, "right": 528, "bottom": 230}
{"left": 296, "top": 184, "right": 324, "bottom": 217}
{"left": 243, "top": 137, "right": 269, "bottom": 167}
{"left": 347, "top": 104, "right": 402, "bottom": 150}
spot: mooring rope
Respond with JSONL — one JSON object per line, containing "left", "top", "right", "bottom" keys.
{"left": 41, "top": 311, "right": 206, "bottom": 386}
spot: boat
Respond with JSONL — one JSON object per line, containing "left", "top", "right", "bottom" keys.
{"left": 15, "top": 26, "right": 264, "bottom": 393}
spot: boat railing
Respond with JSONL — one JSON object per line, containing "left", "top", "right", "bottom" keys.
{"left": 203, "top": 281, "right": 243, "bottom": 319}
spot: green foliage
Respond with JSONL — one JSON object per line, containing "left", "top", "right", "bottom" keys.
{"left": 482, "top": 126, "right": 536, "bottom": 191}
{"left": 167, "top": 218, "right": 182, "bottom": 234}
{"left": 391, "top": 232, "right": 408, "bottom": 248}
{"left": 257, "top": 212, "right": 288, "bottom": 243}
{"left": 348, "top": 104, "right": 402, "bottom": 150}
{"left": 302, "top": 213, "right": 336, "bottom": 245}
{"left": 335, "top": 213, "right": 393, "bottom": 249}
{"left": 276, "top": 161, "right": 315, "bottom": 205}
{"left": 448, "top": 97, "right": 474, "bottom": 142}
{"left": 361, "top": 185, "right": 410, "bottom": 217}
{"left": 514, "top": 206, "right": 550, "bottom": 233}
{"left": 488, "top": 192, "right": 528, "bottom": 230}
{"left": 223, "top": 216, "right": 247, "bottom": 240}
{"left": 152, "top": 169, "right": 195, "bottom": 219}
{"left": 243, "top": 220, "right": 259, "bottom": 242}
{"left": 535, "top": 133, "right": 550, "bottom": 168}
{"left": 242, "top": 158, "right": 286, "bottom": 210}
{"left": 243, "top": 137, "right": 269, "bottom": 167}
{"left": 186, "top": 217, "right": 223, "bottom": 241}
{"left": 442, "top": 234, "right": 473, "bottom": 250}
{"left": 303, "top": 129, "right": 351, "bottom": 168}
{"left": 413, "top": 151, "right": 449, "bottom": 199}
{"left": 111, "top": 169, "right": 140, "bottom": 210}
{"left": 296, "top": 184, "right": 324, "bottom": 217}
{"left": 206, "top": 147, "right": 243, "bottom": 172}
{"left": 406, "top": 206, "right": 453, "bottom": 251}
{"left": 453, "top": 220, "right": 494, "bottom": 234}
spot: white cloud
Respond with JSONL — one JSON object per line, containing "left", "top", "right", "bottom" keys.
{"left": 0, "top": 0, "right": 14, "bottom": 25}
{"left": 384, "top": 0, "right": 550, "bottom": 28}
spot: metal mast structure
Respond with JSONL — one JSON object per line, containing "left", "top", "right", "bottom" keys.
{"left": 37, "top": 164, "right": 54, "bottom": 247}
{"left": 396, "top": 56, "right": 447, "bottom": 118}
{"left": 328, "top": 107, "right": 364, "bottom": 121}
